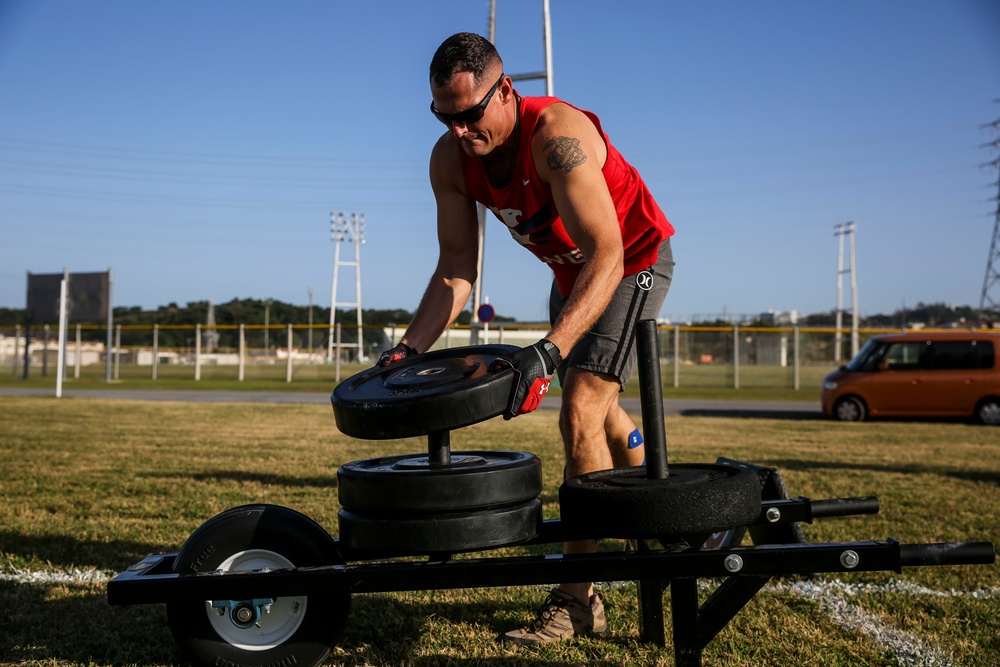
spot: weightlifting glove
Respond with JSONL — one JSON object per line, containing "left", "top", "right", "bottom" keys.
{"left": 377, "top": 342, "right": 418, "bottom": 367}
{"left": 489, "top": 339, "right": 562, "bottom": 419}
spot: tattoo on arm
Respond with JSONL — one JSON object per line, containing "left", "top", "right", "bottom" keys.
{"left": 544, "top": 136, "right": 587, "bottom": 174}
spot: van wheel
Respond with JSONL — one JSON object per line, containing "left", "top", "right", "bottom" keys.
{"left": 975, "top": 397, "right": 1000, "bottom": 425}
{"left": 834, "top": 396, "right": 866, "bottom": 422}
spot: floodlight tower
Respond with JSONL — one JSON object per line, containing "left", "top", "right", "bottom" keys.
{"left": 328, "top": 212, "right": 366, "bottom": 363}
{"left": 471, "top": 0, "right": 554, "bottom": 340}
{"left": 979, "top": 111, "right": 1000, "bottom": 327}
{"left": 834, "top": 222, "right": 859, "bottom": 362}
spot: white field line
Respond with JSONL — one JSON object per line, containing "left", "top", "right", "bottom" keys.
{"left": 0, "top": 568, "right": 113, "bottom": 585}
{"left": 768, "top": 579, "right": 998, "bottom": 667}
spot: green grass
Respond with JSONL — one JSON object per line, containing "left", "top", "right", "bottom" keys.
{"left": 1, "top": 398, "right": 996, "bottom": 666}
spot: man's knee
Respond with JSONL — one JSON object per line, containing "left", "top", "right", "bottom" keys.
{"left": 559, "top": 370, "right": 620, "bottom": 437}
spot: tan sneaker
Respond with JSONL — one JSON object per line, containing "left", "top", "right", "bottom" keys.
{"left": 499, "top": 588, "right": 607, "bottom": 645}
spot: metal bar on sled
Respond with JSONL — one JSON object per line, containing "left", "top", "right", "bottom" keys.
{"left": 107, "top": 538, "right": 994, "bottom": 607}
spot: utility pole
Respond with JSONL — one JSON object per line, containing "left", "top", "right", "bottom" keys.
{"left": 979, "top": 106, "right": 1000, "bottom": 327}
{"left": 834, "top": 222, "right": 859, "bottom": 362}
{"left": 472, "top": 0, "right": 554, "bottom": 342}
{"left": 329, "top": 212, "right": 366, "bottom": 363}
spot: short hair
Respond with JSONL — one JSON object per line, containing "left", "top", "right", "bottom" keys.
{"left": 429, "top": 32, "right": 503, "bottom": 87}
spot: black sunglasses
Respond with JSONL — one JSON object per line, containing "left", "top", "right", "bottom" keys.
{"left": 430, "top": 72, "right": 505, "bottom": 126}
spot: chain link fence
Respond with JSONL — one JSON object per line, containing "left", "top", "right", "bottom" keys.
{"left": 1, "top": 322, "right": 913, "bottom": 390}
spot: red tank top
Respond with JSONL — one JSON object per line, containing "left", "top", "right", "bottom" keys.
{"left": 459, "top": 94, "right": 674, "bottom": 297}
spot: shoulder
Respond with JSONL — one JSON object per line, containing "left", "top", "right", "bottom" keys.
{"left": 429, "top": 131, "right": 468, "bottom": 195}
{"left": 530, "top": 102, "right": 606, "bottom": 179}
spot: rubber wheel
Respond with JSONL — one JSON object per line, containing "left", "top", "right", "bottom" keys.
{"left": 338, "top": 450, "right": 542, "bottom": 513}
{"left": 834, "top": 396, "right": 867, "bottom": 422}
{"left": 975, "top": 397, "right": 1000, "bottom": 425}
{"left": 338, "top": 498, "right": 542, "bottom": 554}
{"left": 559, "top": 464, "right": 761, "bottom": 539}
{"left": 330, "top": 344, "right": 518, "bottom": 439}
{"left": 166, "top": 505, "right": 349, "bottom": 667}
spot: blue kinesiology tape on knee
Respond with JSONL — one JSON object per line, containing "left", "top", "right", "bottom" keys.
{"left": 628, "top": 428, "right": 644, "bottom": 449}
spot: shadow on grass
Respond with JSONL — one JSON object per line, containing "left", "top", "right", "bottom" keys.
{"left": 182, "top": 469, "right": 339, "bottom": 488}
{"left": 0, "top": 580, "right": 179, "bottom": 665}
{"left": 337, "top": 594, "right": 641, "bottom": 666}
{"left": 0, "top": 581, "right": 651, "bottom": 666}
{"left": 0, "top": 530, "right": 170, "bottom": 572}
{"left": 766, "top": 459, "right": 999, "bottom": 486}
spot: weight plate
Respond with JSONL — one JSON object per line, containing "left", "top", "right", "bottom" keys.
{"left": 559, "top": 464, "right": 761, "bottom": 539}
{"left": 330, "top": 344, "right": 519, "bottom": 439}
{"left": 338, "top": 450, "right": 542, "bottom": 514}
{"left": 338, "top": 499, "right": 542, "bottom": 554}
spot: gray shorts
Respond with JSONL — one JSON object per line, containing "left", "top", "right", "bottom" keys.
{"left": 549, "top": 237, "right": 674, "bottom": 389}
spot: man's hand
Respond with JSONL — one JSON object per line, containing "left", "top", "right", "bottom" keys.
{"left": 489, "top": 339, "right": 562, "bottom": 419}
{"left": 377, "top": 343, "right": 418, "bottom": 367}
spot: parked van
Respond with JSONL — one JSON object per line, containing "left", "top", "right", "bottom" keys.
{"left": 821, "top": 331, "right": 1000, "bottom": 424}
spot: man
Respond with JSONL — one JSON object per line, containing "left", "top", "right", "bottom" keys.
{"left": 379, "top": 32, "right": 675, "bottom": 644}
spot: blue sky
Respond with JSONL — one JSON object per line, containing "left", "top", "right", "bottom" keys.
{"left": 1, "top": 1, "right": 998, "bottom": 323}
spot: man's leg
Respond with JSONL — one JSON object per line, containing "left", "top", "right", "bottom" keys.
{"left": 556, "top": 366, "right": 621, "bottom": 604}
{"left": 606, "top": 396, "right": 645, "bottom": 468}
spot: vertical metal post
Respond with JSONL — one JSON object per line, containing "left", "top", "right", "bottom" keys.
{"left": 238, "top": 324, "right": 245, "bottom": 382}
{"left": 849, "top": 223, "right": 859, "bottom": 357}
{"left": 105, "top": 267, "right": 113, "bottom": 384}
{"left": 329, "top": 236, "right": 340, "bottom": 363}
{"left": 637, "top": 320, "right": 668, "bottom": 480}
{"left": 42, "top": 324, "right": 50, "bottom": 376}
{"left": 114, "top": 324, "right": 121, "bottom": 380}
{"left": 55, "top": 275, "right": 68, "bottom": 398}
{"left": 834, "top": 224, "right": 845, "bottom": 364}
{"left": 285, "top": 323, "right": 293, "bottom": 383}
{"left": 671, "top": 577, "right": 703, "bottom": 667}
{"left": 307, "top": 286, "right": 313, "bottom": 362}
{"left": 793, "top": 326, "right": 800, "bottom": 390}
{"left": 733, "top": 325, "right": 740, "bottom": 390}
{"left": 673, "top": 325, "right": 680, "bottom": 388}
{"left": 152, "top": 324, "right": 159, "bottom": 380}
{"left": 335, "top": 323, "right": 342, "bottom": 383}
{"left": 13, "top": 325, "right": 21, "bottom": 376}
{"left": 194, "top": 323, "right": 201, "bottom": 381}
{"left": 74, "top": 324, "right": 81, "bottom": 379}
{"left": 427, "top": 430, "right": 451, "bottom": 466}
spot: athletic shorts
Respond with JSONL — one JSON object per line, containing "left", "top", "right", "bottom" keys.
{"left": 548, "top": 237, "right": 674, "bottom": 390}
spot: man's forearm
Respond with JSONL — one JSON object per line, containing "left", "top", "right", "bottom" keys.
{"left": 401, "top": 273, "right": 473, "bottom": 353}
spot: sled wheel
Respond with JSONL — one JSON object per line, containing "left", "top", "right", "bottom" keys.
{"left": 165, "top": 505, "right": 349, "bottom": 667}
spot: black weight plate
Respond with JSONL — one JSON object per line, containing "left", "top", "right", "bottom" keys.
{"left": 330, "top": 344, "right": 519, "bottom": 439}
{"left": 338, "top": 450, "right": 542, "bottom": 514}
{"left": 559, "top": 464, "right": 761, "bottom": 539}
{"left": 338, "top": 499, "right": 542, "bottom": 554}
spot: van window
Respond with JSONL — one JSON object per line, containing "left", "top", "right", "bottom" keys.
{"left": 882, "top": 342, "right": 926, "bottom": 370}
{"left": 975, "top": 340, "right": 995, "bottom": 369}
{"left": 925, "top": 341, "right": 978, "bottom": 370}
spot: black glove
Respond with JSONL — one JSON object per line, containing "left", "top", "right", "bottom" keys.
{"left": 377, "top": 342, "right": 418, "bottom": 367}
{"left": 489, "top": 339, "right": 562, "bottom": 419}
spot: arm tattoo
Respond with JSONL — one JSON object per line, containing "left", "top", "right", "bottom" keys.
{"left": 543, "top": 136, "right": 587, "bottom": 174}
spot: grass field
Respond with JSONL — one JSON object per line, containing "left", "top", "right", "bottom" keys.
{"left": 1, "top": 396, "right": 997, "bottom": 666}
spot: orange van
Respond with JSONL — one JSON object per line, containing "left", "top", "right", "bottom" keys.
{"left": 821, "top": 331, "right": 1000, "bottom": 424}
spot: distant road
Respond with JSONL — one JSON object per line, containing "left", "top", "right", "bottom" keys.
{"left": 1, "top": 387, "right": 823, "bottom": 420}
